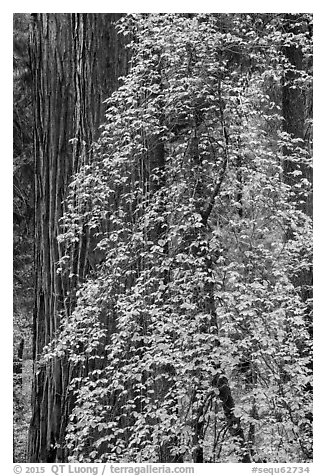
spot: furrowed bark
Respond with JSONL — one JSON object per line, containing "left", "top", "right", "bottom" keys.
{"left": 281, "top": 15, "right": 312, "bottom": 458}
{"left": 282, "top": 16, "right": 312, "bottom": 352}
{"left": 28, "top": 13, "right": 127, "bottom": 462}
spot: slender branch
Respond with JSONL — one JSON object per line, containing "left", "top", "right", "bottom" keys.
{"left": 201, "top": 80, "right": 229, "bottom": 227}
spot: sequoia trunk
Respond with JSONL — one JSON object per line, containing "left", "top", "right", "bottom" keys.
{"left": 282, "top": 15, "right": 313, "bottom": 337}
{"left": 28, "top": 13, "right": 127, "bottom": 462}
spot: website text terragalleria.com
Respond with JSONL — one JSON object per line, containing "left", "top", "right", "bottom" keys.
{"left": 50, "top": 465, "right": 194, "bottom": 475}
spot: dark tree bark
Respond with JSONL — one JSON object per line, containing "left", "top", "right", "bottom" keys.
{"left": 281, "top": 15, "right": 313, "bottom": 459}
{"left": 282, "top": 15, "right": 312, "bottom": 218}
{"left": 13, "top": 339, "right": 25, "bottom": 385}
{"left": 282, "top": 15, "right": 312, "bottom": 335}
{"left": 28, "top": 13, "right": 127, "bottom": 463}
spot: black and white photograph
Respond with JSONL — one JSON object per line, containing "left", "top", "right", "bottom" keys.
{"left": 11, "top": 7, "right": 315, "bottom": 471}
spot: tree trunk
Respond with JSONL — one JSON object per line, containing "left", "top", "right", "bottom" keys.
{"left": 13, "top": 339, "right": 25, "bottom": 385}
{"left": 282, "top": 15, "right": 312, "bottom": 337}
{"left": 188, "top": 84, "right": 250, "bottom": 463}
{"left": 282, "top": 16, "right": 312, "bottom": 218}
{"left": 281, "top": 15, "right": 312, "bottom": 458}
{"left": 28, "top": 13, "right": 127, "bottom": 463}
